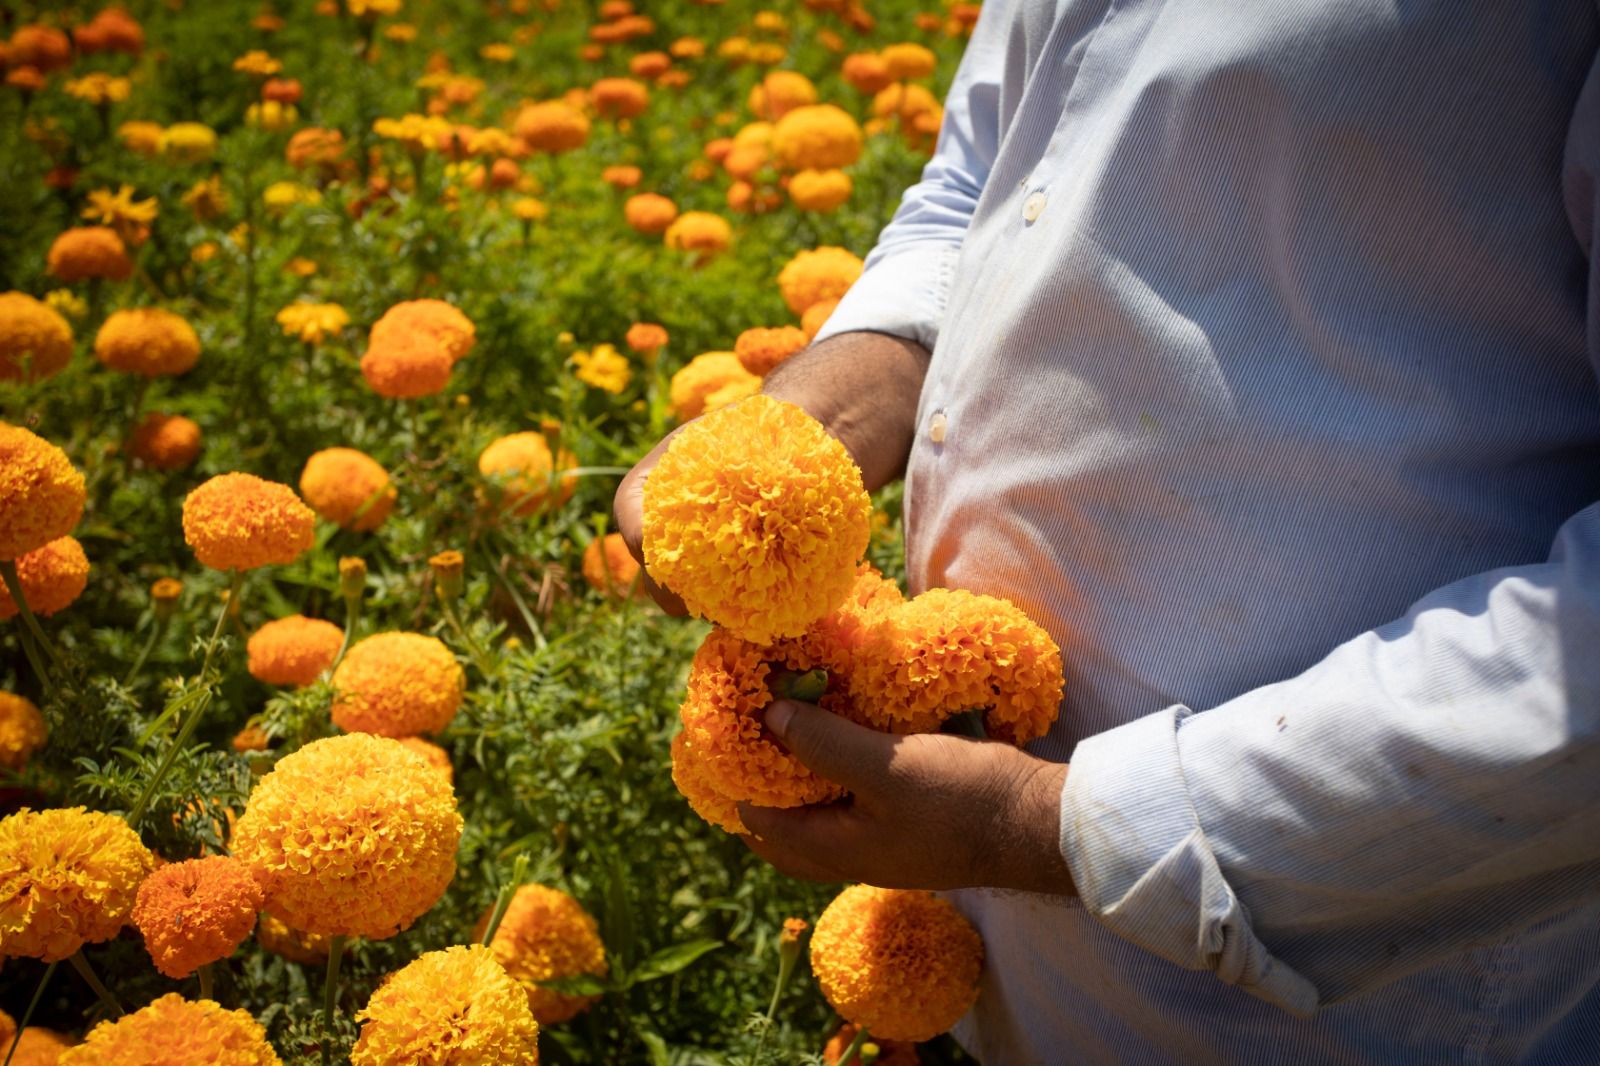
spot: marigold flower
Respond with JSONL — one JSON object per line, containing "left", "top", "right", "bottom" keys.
{"left": 233, "top": 49, "right": 282, "bottom": 77}
{"left": 666, "top": 351, "right": 759, "bottom": 421}
{"left": 285, "top": 126, "right": 346, "bottom": 169}
{"left": 664, "top": 210, "right": 733, "bottom": 256}
{"left": 395, "top": 735, "right": 453, "bottom": 783}
{"left": 299, "top": 447, "right": 396, "bottom": 532}
{"left": 331, "top": 632, "right": 465, "bottom": 737}
{"left": 246, "top": 614, "right": 343, "bottom": 687}
{"left": 261, "top": 180, "right": 320, "bottom": 212}
{"left": 370, "top": 298, "right": 476, "bottom": 363}
{"left": 872, "top": 82, "right": 940, "bottom": 124}
{"left": 59, "top": 994, "right": 280, "bottom": 1066}
{"left": 778, "top": 246, "right": 863, "bottom": 315}
{"left": 479, "top": 432, "right": 579, "bottom": 515}
{"left": 160, "top": 122, "right": 219, "bottom": 163}
{"left": 789, "top": 167, "right": 853, "bottom": 212}
{"left": 824, "top": 1023, "right": 919, "bottom": 1065}
{"left": 748, "top": 70, "right": 816, "bottom": 120}
{"left": 246, "top": 100, "right": 299, "bottom": 131}
{"left": 630, "top": 51, "right": 670, "bottom": 78}
{"left": 262, "top": 77, "right": 301, "bottom": 103}
{"left": 232, "top": 724, "right": 270, "bottom": 752}
{"left": 841, "top": 52, "right": 893, "bottom": 94}
{"left": 572, "top": 343, "right": 631, "bottom": 393}
{"left": 151, "top": 576, "right": 183, "bottom": 611}
{"left": 45, "top": 227, "right": 132, "bottom": 283}
{"left": 255, "top": 912, "right": 332, "bottom": 964}
{"left": 625, "top": 322, "right": 669, "bottom": 354}
{"left": 735, "top": 325, "right": 808, "bottom": 376}
{"left": 94, "top": 308, "right": 201, "bottom": 377}
{"left": 670, "top": 730, "right": 746, "bottom": 833}
{"left": 880, "top": 42, "right": 937, "bottom": 80}
{"left": 671, "top": 36, "right": 706, "bottom": 59}
{"left": 361, "top": 333, "right": 454, "bottom": 398}
{"left": 811, "top": 886, "right": 982, "bottom": 1043}
{"left": 275, "top": 301, "right": 349, "bottom": 344}
{"left": 373, "top": 112, "right": 453, "bottom": 153}
{"left": 64, "top": 73, "right": 132, "bottom": 106}
{"left": 591, "top": 77, "right": 649, "bottom": 118}
{"left": 623, "top": 192, "right": 678, "bottom": 235}
{"left": 182, "top": 473, "right": 316, "bottom": 571}
{"left": 181, "top": 175, "right": 230, "bottom": 221}
{"left": 0, "top": 425, "right": 84, "bottom": 562}
{"left": 132, "top": 856, "right": 265, "bottom": 978}
{"left": 0, "top": 693, "right": 47, "bottom": 772}
{"left": 0, "top": 536, "right": 88, "bottom": 620}
{"left": 471, "top": 883, "right": 608, "bottom": 1023}
{"left": 232, "top": 733, "right": 463, "bottom": 939}
{"left": 602, "top": 164, "right": 642, "bottom": 188}
{"left": 511, "top": 196, "right": 549, "bottom": 222}
{"left": 515, "top": 100, "right": 591, "bottom": 153}
{"left": 722, "top": 141, "right": 769, "bottom": 181}
{"left": 6, "top": 67, "right": 46, "bottom": 93}
{"left": 801, "top": 297, "right": 841, "bottom": 339}
{"left": 0, "top": 292, "right": 73, "bottom": 382}
{"left": 643, "top": 396, "right": 871, "bottom": 643}
{"left": 353, "top": 945, "right": 541, "bottom": 1064}
{"left": 772, "top": 104, "right": 862, "bottom": 171}
{"left": 0, "top": 807, "right": 155, "bottom": 962}
{"left": 4, "top": 1026, "right": 73, "bottom": 1066}
{"left": 582, "top": 532, "right": 643, "bottom": 598}
{"left": 9, "top": 26, "right": 71, "bottom": 72}
{"left": 118, "top": 119, "right": 166, "bottom": 156}
{"left": 129, "top": 412, "right": 202, "bottom": 470}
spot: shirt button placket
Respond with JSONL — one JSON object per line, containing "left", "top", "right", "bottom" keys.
{"left": 1023, "top": 190, "right": 1048, "bottom": 222}
{"left": 928, "top": 409, "right": 948, "bottom": 444}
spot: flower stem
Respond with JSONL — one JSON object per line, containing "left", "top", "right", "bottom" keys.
{"left": 10, "top": 620, "right": 55, "bottom": 699}
{"left": 2, "top": 960, "right": 56, "bottom": 1066}
{"left": 68, "top": 950, "right": 123, "bottom": 1018}
{"left": 480, "top": 852, "right": 530, "bottom": 947}
{"left": 122, "top": 618, "right": 167, "bottom": 688}
{"left": 439, "top": 595, "right": 494, "bottom": 677}
{"left": 1, "top": 559, "right": 66, "bottom": 671}
{"left": 322, "top": 935, "right": 347, "bottom": 1066}
{"left": 198, "top": 962, "right": 214, "bottom": 1002}
{"left": 838, "top": 1026, "right": 872, "bottom": 1066}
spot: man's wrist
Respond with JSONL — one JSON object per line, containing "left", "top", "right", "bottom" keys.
{"left": 984, "top": 754, "right": 1074, "bottom": 896}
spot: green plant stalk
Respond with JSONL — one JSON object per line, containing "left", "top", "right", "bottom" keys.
{"left": 322, "top": 935, "right": 348, "bottom": 1066}
{"left": 753, "top": 940, "right": 802, "bottom": 1065}
{"left": 480, "top": 852, "right": 531, "bottom": 947}
{"left": 439, "top": 594, "right": 495, "bottom": 677}
{"left": 490, "top": 550, "right": 547, "bottom": 651}
{"left": 838, "top": 1026, "right": 872, "bottom": 1066}
{"left": 331, "top": 593, "right": 363, "bottom": 673}
{"left": 198, "top": 963, "right": 214, "bottom": 1002}
{"left": 68, "top": 950, "right": 123, "bottom": 1018}
{"left": 122, "top": 617, "right": 168, "bottom": 688}
{"left": 10, "top": 619, "right": 55, "bottom": 699}
{"left": 2, "top": 960, "right": 56, "bottom": 1066}
{"left": 1, "top": 559, "right": 66, "bottom": 671}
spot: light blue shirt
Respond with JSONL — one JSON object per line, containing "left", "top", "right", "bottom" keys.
{"left": 815, "top": 2, "right": 1600, "bottom": 1062}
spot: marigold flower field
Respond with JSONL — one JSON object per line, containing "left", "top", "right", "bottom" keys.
{"left": 0, "top": 0, "right": 1004, "bottom": 1062}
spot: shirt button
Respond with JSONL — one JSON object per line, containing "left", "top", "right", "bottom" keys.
{"left": 1023, "top": 191, "right": 1047, "bottom": 222}
{"left": 928, "top": 410, "right": 948, "bottom": 444}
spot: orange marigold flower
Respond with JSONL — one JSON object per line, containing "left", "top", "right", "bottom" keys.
{"left": 73, "top": 8, "right": 144, "bottom": 56}
{"left": 811, "top": 886, "right": 982, "bottom": 1043}
{"left": 666, "top": 351, "right": 759, "bottom": 421}
{"left": 602, "top": 164, "right": 642, "bottom": 188}
{"left": 231, "top": 724, "right": 271, "bottom": 752}
{"left": 299, "top": 447, "right": 396, "bottom": 532}
{"left": 778, "top": 246, "right": 863, "bottom": 315}
{"left": 789, "top": 167, "right": 853, "bottom": 212}
{"left": 643, "top": 396, "right": 871, "bottom": 643}
{"left": 58, "top": 994, "right": 280, "bottom": 1066}
{"left": 255, "top": 912, "right": 331, "bottom": 964}
{"left": 514, "top": 100, "right": 590, "bottom": 154}
{"left": 352, "top": 945, "right": 540, "bottom": 1064}
{"left": 360, "top": 333, "right": 454, "bottom": 398}
{"left": 734, "top": 325, "right": 808, "bottom": 375}
{"left": 370, "top": 298, "right": 476, "bottom": 362}
{"left": 45, "top": 227, "right": 132, "bottom": 283}
{"left": 747, "top": 70, "right": 816, "bottom": 120}
{"left": 670, "top": 730, "right": 745, "bottom": 833}
{"left": 246, "top": 614, "right": 343, "bottom": 687}
{"left": 5, "top": 1026, "right": 73, "bottom": 1066}
{"left": 630, "top": 51, "right": 670, "bottom": 78}
{"left": 132, "top": 856, "right": 265, "bottom": 978}
{"left": 0, "top": 692, "right": 47, "bottom": 772}
{"left": 0, "top": 292, "right": 72, "bottom": 382}
{"left": 94, "top": 308, "right": 201, "bottom": 377}
{"left": 478, "top": 432, "right": 579, "bottom": 515}
{"left": 590, "top": 77, "right": 649, "bottom": 118}
{"left": 663, "top": 210, "right": 733, "bottom": 256}
{"left": 581, "top": 532, "right": 643, "bottom": 599}
{"left": 721, "top": 141, "right": 769, "bottom": 181}
{"left": 0, "top": 536, "right": 88, "bottom": 620}
{"left": 8, "top": 27, "right": 71, "bottom": 72}
{"left": 670, "top": 36, "right": 705, "bottom": 59}
{"left": 285, "top": 127, "right": 346, "bottom": 169}
{"left": 0, "top": 807, "right": 155, "bottom": 962}
{"left": 233, "top": 49, "right": 282, "bottom": 77}
{"left": 824, "top": 1023, "right": 919, "bottom": 1066}
{"left": 880, "top": 42, "right": 937, "bottom": 80}
{"left": 0, "top": 424, "right": 84, "bottom": 562}
{"left": 474, "top": 884, "right": 607, "bottom": 1024}
{"left": 801, "top": 297, "right": 841, "bottom": 339}
{"left": 841, "top": 52, "right": 893, "bottom": 94}
{"left": 182, "top": 473, "right": 316, "bottom": 571}
{"left": 395, "top": 735, "right": 453, "bottom": 784}
{"left": 872, "top": 82, "right": 940, "bottom": 124}
{"left": 772, "top": 104, "right": 862, "bottom": 171}
{"left": 129, "top": 412, "right": 202, "bottom": 470}
{"left": 331, "top": 632, "right": 465, "bottom": 737}
{"left": 262, "top": 77, "right": 301, "bottom": 103}
{"left": 625, "top": 322, "right": 669, "bottom": 354}
{"left": 623, "top": 192, "right": 678, "bottom": 235}
{"left": 232, "top": 733, "right": 463, "bottom": 939}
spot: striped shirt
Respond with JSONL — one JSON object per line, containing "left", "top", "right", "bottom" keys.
{"left": 815, "top": 1, "right": 1600, "bottom": 1062}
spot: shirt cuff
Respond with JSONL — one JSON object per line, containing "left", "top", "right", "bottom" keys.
{"left": 1060, "top": 705, "right": 1321, "bottom": 1016}
{"left": 810, "top": 243, "right": 960, "bottom": 354}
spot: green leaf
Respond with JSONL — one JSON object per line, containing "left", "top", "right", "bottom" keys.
{"left": 629, "top": 938, "right": 722, "bottom": 985}
{"left": 535, "top": 973, "right": 612, "bottom": 997}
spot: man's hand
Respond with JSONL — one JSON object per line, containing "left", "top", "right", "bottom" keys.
{"left": 738, "top": 700, "right": 1076, "bottom": 895}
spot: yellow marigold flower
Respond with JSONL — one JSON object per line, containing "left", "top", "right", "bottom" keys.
{"left": 747, "top": 70, "right": 815, "bottom": 121}
{"left": 118, "top": 119, "right": 165, "bottom": 156}
{"left": 94, "top": 308, "right": 201, "bottom": 377}
{"left": 45, "top": 227, "right": 132, "bottom": 283}
{"left": 480, "top": 41, "right": 515, "bottom": 62}
{"left": 643, "top": 395, "right": 871, "bottom": 643}
{"left": 789, "top": 167, "right": 853, "bottom": 213}
{"left": 873, "top": 82, "right": 941, "bottom": 124}
{"left": 233, "top": 49, "right": 282, "bottom": 77}
{"left": 182, "top": 473, "right": 316, "bottom": 571}
{"left": 132, "top": 856, "right": 265, "bottom": 978}
{"left": 0, "top": 807, "right": 155, "bottom": 962}
{"left": 82, "top": 185, "right": 159, "bottom": 245}
{"left": 353, "top": 945, "right": 540, "bottom": 1064}
{"left": 581, "top": 532, "right": 643, "bottom": 599}
{"left": 191, "top": 240, "right": 220, "bottom": 264}
{"left": 246, "top": 614, "right": 343, "bottom": 687}
{"left": 704, "top": 374, "right": 762, "bottom": 412}
{"left": 275, "top": 301, "right": 349, "bottom": 344}
{"left": 0, "top": 292, "right": 73, "bottom": 382}
{"left": 475, "top": 884, "right": 608, "bottom": 1024}
{"left": 467, "top": 126, "right": 517, "bottom": 157}
{"left": 512, "top": 196, "right": 549, "bottom": 222}
{"left": 151, "top": 576, "right": 183, "bottom": 608}
{"left": 670, "top": 36, "right": 705, "bottom": 59}
{"left": 0, "top": 425, "right": 84, "bottom": 562}
{"left": 478, "top": 432, "right": 578, "bottom": 515}
{"left": 43, "top": 289, "right": 86, "bottom": 321}
{"left": 299, "top": 447, "right": 396, "bottom": 532}
{"left": 370, "top": 298, "right": 476, "bottom": 363}
{"left": 623, "top": 192, "right": 678, "bottom": 235}
{"left": 348, "top": 0, "right": 402, "bottom": 14}
{"left": 0, "top": 693, "right": 47, "bottom": 772}
{"left": 514, "top": 100, "right": 590, "bottom": 154}
{"left": 181, "top": 175, "right": 230, "bottom": 221}
{"left": 625, "top": 322, "right": 668, "bottom": 354}
{"left": 284, "top": 256, "right": 319, "bottom": 277}
{"left": 663, "top": 210, "right": 733, "bottom": 257}
{"left": 749, "top": 42, "right": 786, "bottom": 65}
{"left": 285, "top": 127, "right": 346, "bottom": 169}
{"left": 245, "top": 100, "right": 299, "bottom": 131}
{"left": 59, "top": 994, "right": 280, "bottom": 1066}
{"left": 778, "top": 246, "right": 863, "bottom": 315}
{"left": 129, "top": 412, "right": 202, "bottom": 470}
{"left": 232, "top": 733, "right": 463, "bottom": 939}
{"left": 811, "top": 886, "right": 982, "bottom": 1043}
{"left": 255, "top": 912, "right": 331, "bottom": 964}
{"left": 261, "top": 180, "right": 320, "bottom": 212}
{"left": 331, "top": 632, "right": 465, "bottom": 737}
{"left": 361, "top": 333, "right": 454, "bottom": 398}
{"left": 801, "top": 297, "right": 840, "bottom": 339}
{"left": 880, "top": 42, "right": 937, "bottom": 80}
{"left": 734, "top": 325, "right": 808, "bottom": 376}
{"left": 0, "top": 536, "right": 88, "bottom": 620}
{"left": 666, "top": 351, "right": 757, "bottom": 421}
{"left": 772, "top": 104, "right": 862, "bottom": 171}
{"left": 160, "top": 122, "right": 219, "bottom": 163}
{"left": 824, "top": 1023, "right": 919, "bottom": 1066}
{"left": 63, "top": 72, "right": 131, "bottom": 105}
{"left": 571, "top": 343, "right": 631, "bottom": 393}
{"left": 5, "top": 1026, "right": 73, "bottom": 1066}
{"left": 395, "top": 735, "right": 453, "bottom": 784}
{"left": 372, "top": 112, "right": 452, "bottom": 153}
{"left": 841, "top": 52, "right": 893, "bottom": 94}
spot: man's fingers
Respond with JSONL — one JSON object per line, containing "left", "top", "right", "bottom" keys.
{"left": 763, "top": 701, "right": 897, "bottom": 795}
{"left": 738, "top": 803, "right": 858, "bottom": 882}
{"left": 612, "top": 430, "right": 688, "bottom": 615}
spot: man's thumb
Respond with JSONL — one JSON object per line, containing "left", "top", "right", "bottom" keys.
{"left": 763, "top": 700, "right": 894, "bottom": 792}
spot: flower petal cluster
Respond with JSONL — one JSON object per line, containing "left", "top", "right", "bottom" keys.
{"left": 823, "top": 1023, "right": 919, "bottom": 1065}
{"left": 581, "top": 532, "right": 643, "bottom": 598}
{"left": 396, "top": 735, "right": 454, "bottom": 784}
{"left": 94, "top": 308, "right": 202, "bottom": 377}
{"left": 479, "top": 432, "right": 578, "bottom": 515}
{"left": 810, "top": 886, "right": 983, "bottom": 1043}
{"left": 159, "top": 122, "right": 220, "bottom": 163}
{"left": 255, "top": 912, "right": 332, "bottom": 964}
{"left": 0, "top": 425, "right": 85, "bottom": 561}
{"left": 590, "top": 77, "right": 650, "bottom": 118}
{"left": 0, "top": 807, "right": 155, "bottom": 961}
{"left": 772, "top": 104, "right": 863, "bottom": 171}
{"left": 128, "top": 412, "right": 202, "bottom": 470}
{"left": 0, "top": 292, "right": 73, "bottom": 382}
{"left": 299, "top": 447, "right": 396, "bottom": 531}
{"left": 331, "top": 632, "right": 465, "bottom": 737}
{"left": 0, "top": 536, "right": 89, "bottom": 619}
{"left": 734, "top": 326, "right": 808, "bottom": 376}
{"left": 352, "top": 945, "right": 541, "bottom": 1064}
{"left": 59, "top": 994, "right": 280, "bottom": 1066}
{"left": 182, "top": 473, "right": 316, "bottom": 571}
{"left": 572, "top": 343, "right": 631, "bottom": 393}
{"left": 624, "top": 193, "right": 678, "bottom": 234}
{"left": 667, "top": 352, "right": 759, "bottom": 421}
{"left": 0, "top": 693, "right": 47, "bottom": 772}
{"left": 515, "top": 100, "right": 590, "bottom": 153}
{"left": 777, "top": 247, "right": 863, "bottom": 315}
{"left": 45, "top": 227, "right": 132, "bottom": 282}
{"left": 789, "top": 168, "right": 853, "bottom": 213}
{"left": 247, "top": 614, "right": 344, "bottom": 687}
{"left": 4, "top": 1026, "right": 73, "bottom": 1066}
{"left": 802, "top": 298, "right": 841, "bottom": 339}
{"left": 231, "top": 733, "right": 463, "bottom": 939}
{"left": 474, "top": 884, "right": 608, "bottom": 1024}
{"left": 276, "top": 301, "right": 350, "bottom": 344}
{"left": 748, "top": 70, "right": 817, "bottom": 120}
{"left": 880, "top": 42, "right": 937, "bottom": 80}
{"left": 643, "top": 395, "right": 871, "bottom": 643}
{"left": 663, "top": 211, "right": 733, "bottom": 256}
{"left": 361, "top": 300, "right": 473, "bottom": 399}
{"left": 132, "top": 856, "right": 265, "bottom": 978}
{"left": 369, "top": 299, "right": 476, "bottom": 363}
